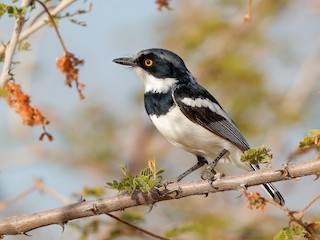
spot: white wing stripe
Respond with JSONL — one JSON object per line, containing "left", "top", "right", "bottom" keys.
{"left": 181, "top": 97, "right": 232, "bottom": 122}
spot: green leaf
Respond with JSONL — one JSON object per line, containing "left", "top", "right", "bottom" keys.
{"left": 0, "top": 87, "right": 8, "bottom": 97}
{"left": 298, "top": 129, "right": 320, "bottom": 148}
{"left": 0, "top": 3, "right": 7, "bottom": 18}
{"left": 82, "top": 186, "right": 106, "bottom": 197}
{"left": 241, "top": 145, "right": 273, "bottom": 164}
{"left": 106, "top": 161, "right": 164, "bottom": 195}
{"left": 6, "top": 5, "right": 26, "bottom": 18}
{"left": 18, "top": 41, "right": 31, "bottom": 51}
{"left": 273, "top": 226, "right": 306, "bottom": 240}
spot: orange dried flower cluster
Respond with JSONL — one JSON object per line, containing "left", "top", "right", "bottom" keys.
{"left": 56, "top": 52, "right": 85, "bottom": 100}
{"left": 246, "top": 192, "right": 266, "bottom": 212}
{"left": 5, "top": 82, "right": 48, "bottom": 126}
{"left": 155, "top": 0, "right": 172, "bottom": 11}
{"left": 4, "top": 82, "right": 53, "bottom": 141}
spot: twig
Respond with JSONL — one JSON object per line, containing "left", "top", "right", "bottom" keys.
{"left": 297, "top": 194, "right": 320, "bottom": 219}
{"left": 32, "top": 178, "right": 165, "bottom": 239}
{"left": 242, "top": 189, "right": 320, "bottom": 237}
{"left": 35, "top": 0, "right": 67, "bottom": 53}
{"left": 0, "top": 186, "right": 36, "bottom": 212}
{"left": 0, "top": 0, "right": 32, "bottom": 88}
{"left": 263, "top": 198, "right": 307, "bottom": 228}
{"left": 0, "top": 0, "right": 77, "bottom": 59}
{"left": 0, "top": 159, "right": 319, "bottom": 236}
{"left": 243, "top": 0, "right": 253, "bottom": 23}
{"left": 32, "top": 178, "right": 71, "bottom": 205}
{"left": 106, "top": 213, "right": 169, "bottom": 240}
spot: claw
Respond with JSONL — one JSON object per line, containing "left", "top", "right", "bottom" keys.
{"left": 147, "top": 204, "right": 155, "bottom": 213}
{"left": 209, "top": 181, "right": 219, "bottom": 189}
{"left": 158, "top": 178, "right": 177, "bottom": 190}
{"left": 208, "top": 177, "right": 219, "bottom": 189}
{"left": 236, "top": 193, "right": 243, "bottom": 199}
{"left": 156, "top": 186, "right": 182, "bottom": 198}
{"left": 205, "top": 170, "right": 224, "bottom": 190}
{"left": 201, "top": 165, "right": 216, "bottom": 180}
{"left": 214, "top": 172, "right": 224, "bottom": 180}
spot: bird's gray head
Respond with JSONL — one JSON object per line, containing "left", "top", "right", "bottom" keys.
{"left": 113, "top": 48, "right": 194, "bottom": 93}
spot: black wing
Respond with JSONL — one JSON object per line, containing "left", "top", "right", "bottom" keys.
{"left": 173, "top": 83, "right": 250, "bottom": 152}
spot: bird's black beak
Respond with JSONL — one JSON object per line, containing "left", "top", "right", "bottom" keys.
{"left": 113, "top": 57, "right": 136, "bottom": 67}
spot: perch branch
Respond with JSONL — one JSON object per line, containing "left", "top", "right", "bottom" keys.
{"left": 0, "top": 159, "right": 319, "bottom": 236}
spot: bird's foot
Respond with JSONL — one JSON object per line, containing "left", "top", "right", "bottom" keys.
{"left": 158, "top": 178, "right": 178, "bottom": 190}
{"left": 201, "top": 165, "right": 224, "bottom": 189}
{"left": 201, "top": 164, "right": 217, "bottom": 181}
{"left": 157, "top": 179, "right": 182, "bottom": 198}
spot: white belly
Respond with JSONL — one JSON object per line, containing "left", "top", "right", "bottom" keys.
{"left": 150, "top": 107, "right": 251, "bottom": 171}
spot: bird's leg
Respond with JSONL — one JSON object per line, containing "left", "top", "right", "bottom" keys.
{"left": 160, "top": 156, "right": 208, "bottom": 187}
{"left": 201, "top": 149, "right": 228, "bottom": 180}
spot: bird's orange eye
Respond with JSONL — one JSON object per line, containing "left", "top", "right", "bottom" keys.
{"left": 144, "top": 59, "right": 153, "bottom": 67}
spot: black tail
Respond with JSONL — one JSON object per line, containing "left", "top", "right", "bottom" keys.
{"left": 250, "top": 164, "right": 285, "bottom": 206}
{"left": 261, "top": 182, "right": 285, "bottom": 206}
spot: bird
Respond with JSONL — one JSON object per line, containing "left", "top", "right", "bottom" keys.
{"left": 113, "top": 48, "right": 285, "bottom": 206}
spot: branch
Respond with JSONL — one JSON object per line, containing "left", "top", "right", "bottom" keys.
{"left": 0, "top": 159, "right": 319, "bottom": 236}
{"left": 0, "top": 0, "right": 77, "bottom": 63}
{"left": 0, "top": 0, "right": 32, "bottom": 88}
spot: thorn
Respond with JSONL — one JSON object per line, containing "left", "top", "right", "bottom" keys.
{"left": 214, "top": 172, "right": 224, "bottom": 180}
{"left": 23, "top": 232, "right": 32, "bottom": 237}
{"left": 157, "top": 186, "right": 182, "bottom": 198}
{"left": 236, "top": 193, "right": 243, "bottom": 199}
{"left": 79, "top": 195, "right": 85, "bottom": 202}
{"left": 146, "top": 204, "right": 154, "bottom": 214}
{"left": 58, "top": 222, "right": 67, "bottom": 233}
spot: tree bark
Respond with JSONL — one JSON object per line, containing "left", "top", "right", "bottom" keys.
{"left": 0, "top": 159, "right": 319, "bottom": 236}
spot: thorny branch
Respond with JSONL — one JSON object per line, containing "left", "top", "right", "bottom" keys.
{"left": 0, "top": 159, "right": 319, "bottom": 236}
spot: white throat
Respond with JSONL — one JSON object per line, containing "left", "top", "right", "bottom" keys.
{"left": 135, "top": 67, "right": 177, "bottom": 93}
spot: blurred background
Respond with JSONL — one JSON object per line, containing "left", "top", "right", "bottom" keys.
{"left": 0, "top": 0, "right": 320, "bottom": 239}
